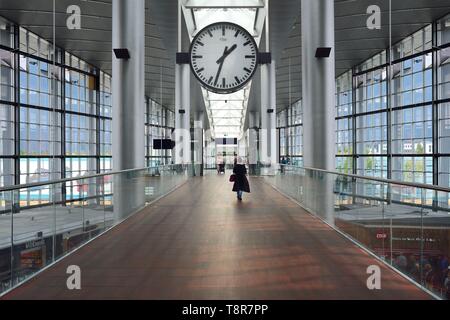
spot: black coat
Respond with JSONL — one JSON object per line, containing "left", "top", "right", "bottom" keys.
{"left": 232, "top": 164, "right": 251, "bottom": 193}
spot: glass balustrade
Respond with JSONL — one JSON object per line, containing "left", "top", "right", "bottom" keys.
{"left": 0, "top": 165, "right": 189, "bottom": 296}
{"left": 265, "top": 165, "right": 450, "bottom": 300}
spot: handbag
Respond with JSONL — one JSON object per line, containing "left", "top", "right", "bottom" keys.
{"left": 229, "top": 174, "right": 236, "bottom": 182}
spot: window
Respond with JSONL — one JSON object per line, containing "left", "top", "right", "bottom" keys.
{"left": 65, "top": 157, "right": 96, "bottom": 200}
{"left": 336, "top": 156, "right": 352, "bottom": 174}
{"left": 439, "top": 103, "right": 450, "bottom": 153}
{"left": 0, "top": 158, "right": 14, "bottom": 187}
{"left": 356, "top": 156, "right": 388, "bottom": 178}
{"left": 0, "top": 104, "right": 14, "bottom": 156}
{"left": 392, "top": 105, "right": 432, "bottom": 154}
{"left": 336, "top": 71, "right": 352, "bottom": 117}
{"left": 19, "top": 55, "right": 61, "bottom": 108}
{"left": 438, "top": 47, "right": 450, "bottom": 100}
{"left": 439, "top": 157, "right": 450, "bottom": 188}
{"left": 65, "top": 68, "right": 96, "bottom": 115}
{"left": 356, "top": 112, "right": 387, "bottom": 155}
{"left": 20, "top": 107, "right": 61, "bottom": 156}
{"left": 355, "top": 68, "right": 387, "bottom": 114}
{"left": 336, "top": 118, "right": 352, "bottom": 155}
{"left": 19, "top": 158, "right": 61, "bottom": 206}
{"left": 65, "top": 113, "right": 96, "bottom": 156}
{"left": 391, "top": 54, "right": 432, "bottom": 108}
{"left": 146, "top": 99, "right": 171, "bottom": 165}
{"left": 0, "top": 49, "right": 14, "bottom": 102}
{"left": 100, "top": 72, "right": 112, "bottom": 117}
{"left": 392, "top": 156, "right": 432, "bottom": 184}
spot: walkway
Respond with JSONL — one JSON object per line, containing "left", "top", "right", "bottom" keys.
{"left": 3, "top": 175, "right": 430, "bottom": 299}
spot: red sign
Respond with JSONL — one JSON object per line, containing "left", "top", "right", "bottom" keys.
{"left": 376, "top": 233, "right": 388, "bottom": 239}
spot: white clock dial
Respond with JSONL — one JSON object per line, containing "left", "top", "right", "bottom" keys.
{"left": 190, "top": 22, "right": 258, "bottom": 94}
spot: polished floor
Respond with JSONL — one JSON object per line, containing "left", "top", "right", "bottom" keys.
{"left": 3, "top": 174, "right": 430, "bottom": 300}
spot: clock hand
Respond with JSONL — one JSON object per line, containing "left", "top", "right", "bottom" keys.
{"left": 216, "top": 44, "right": 237, "bottom": 64}
{"left": 214, "top": 47, "right": 228, "bottom": 86}
{"left": 214, "top": 60, "right": 224, "bottom": 86}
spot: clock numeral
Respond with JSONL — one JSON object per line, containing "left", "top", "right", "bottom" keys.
{"left": 245, "top": 55, "right": 255, "bottom": 59}
{"left": 208, "top": 76, "right": 213, "bottom": 84}
{"left": 222, "top": 26, "right": 225, "bottom": 36}
{"left": 197, "top": 67, "right": 204, "bottom": 73}
{"left": 208, "top": 30, "right": 213, "bottom": 37}
{"left": 192, "top": 55, "right": 203, "bottom": 59}
{"left": 222, "top": 78, "right": 226, "bottom": 88}
{"left": 235, "top": 76, "right": 241, "bottom": 84}
{"left": 243, "top": 67, "right": 251, "bottom": 73}
{"left": 243, "top": 40, "right": 251, "bottom": 46}
{"left": 234, "top": 30, "right": 240, "bottom": 37}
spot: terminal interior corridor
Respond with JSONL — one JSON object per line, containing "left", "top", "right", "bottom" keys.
{"left": 3, "top": 175, "right": 429, "bottom": 300}
{"left": 1, "top": 0, "right": 450, "bottom": 302}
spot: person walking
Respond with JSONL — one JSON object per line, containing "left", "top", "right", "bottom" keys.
{"left": 232, "top": 157, "right": 250, "bottom": 201}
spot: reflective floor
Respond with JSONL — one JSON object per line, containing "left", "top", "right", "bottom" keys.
{"left": 2, "top": 175, "right": 430, "bottom": 300}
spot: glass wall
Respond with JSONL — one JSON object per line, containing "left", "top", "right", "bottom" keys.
{"left": 277, "top": 100, "right": 303, "bottom": 166}
{"left": 0, "top": 19, "right": 16, "bottom": 188}
{"left": 336, "top": 71, "right": 353, "bottom": 174}
{"left": 99, "top": 71, "right": 112, "bottom": 172}
{"left": 278, "top": 13, "right": 450, "bottom": 188}
{"left": 0, "top": 17, "right": 174, "bottom": 200}
{"left": 145, "top": 98, "right": 174, "bottom": 167}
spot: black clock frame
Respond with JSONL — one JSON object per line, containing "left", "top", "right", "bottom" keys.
{"left": 189, "top": 22, "right": 259, "bottom": 94}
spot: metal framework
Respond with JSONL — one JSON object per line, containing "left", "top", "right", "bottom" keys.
{"left": 278, "top": 13, "right": 450, "bottom": 188}
{"left": 0, "top": 20, "right": 174, "bottom": 189}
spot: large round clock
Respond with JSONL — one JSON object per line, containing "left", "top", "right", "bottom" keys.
{"left": 190, "top": 22, "right": 258, "bottom": 94}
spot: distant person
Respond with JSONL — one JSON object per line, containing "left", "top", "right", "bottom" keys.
{"left": 280, "top": 157, "right": 287, "bottom": 174}
{"left": 424, "top": 264, "right": 433, "bottom": 289}
{"left": 444, "top": 268, "right": 450, "bottom": 300}
{"left": 407, "top": 255, "right": 420, "bottom": 280}
{"left": 395, "top": 253, "right": 408, "bottom": 271}
{"left": 232, "top": 157, "right": 250, "bottom": 201}
{"left": 217, "top": 157, "right": 225, "bottom": 174}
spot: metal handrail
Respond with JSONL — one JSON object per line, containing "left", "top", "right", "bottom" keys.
{"left": 0, "top": 165, "right": 179, "bottom": 193}
{"left": 287, "top": 165, "right": 450, "bottom": 193}
{"left": 2, "top": 163, "right": 449, "bottom": 194}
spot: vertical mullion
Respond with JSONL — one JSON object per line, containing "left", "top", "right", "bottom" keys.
{"left": 95, "top": 70, "right": 101, "bottom": 205}
{"left": 432, "top": 22, "right": 439, "bottom": 186}
{"left": 386, "top": 50, "right": 393, "bottom": 204}
{"left": 386, "top": 51, "right": 392, "bottom": 181}
{"left": 146, "top": 97, "right": 149, "bottom": 166}
{"left": 351, "top": 67, "right": 357, "bottom": 175}
{"left": 432, "top": 21, "right": 439, "bottom": 210}
{"left": 351, "top": 67, "right": 358, "bottom": 204}
{"left": 96, "top": 70, "right": 101, "bottom": 174}
{"left": 60, "top": 51, "right": 67, "bottom": 205}
{"left": 13, "top": 25, "right": 20, "bottom": 187}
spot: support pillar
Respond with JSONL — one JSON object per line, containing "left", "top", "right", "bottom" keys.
{"left": 112, "top": 0, "right": 145, "bottom": 219}
{"left": 174, "top": 64, "right": 191, "bottom": 165}
{"left": 260, "top": 61, "right": 277, "bottom": 175}
{"left": 248, "top": 111, "right": 259, "bottom": 175}
{"left": 301, "top": 0, "right": 336, "bottom": 224}
{"left": 301, "top": 0, "right": 335, "bottom": 170}
{"left": 260, "top": 64, "right": 269, "bottom": 166}
{"left": 269, "top": 60, "right": 277, "bottom": 168}
{"left": 193, "top": 111, "right": 204, "bottom": 176}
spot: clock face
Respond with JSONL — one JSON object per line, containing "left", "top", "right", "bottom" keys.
{"left": 190, "top": 22, "right": 258, "bottom": 94}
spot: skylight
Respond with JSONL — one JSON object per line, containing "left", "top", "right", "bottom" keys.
{"left": 182, "top": 1, "right": 266, "bottom": 139}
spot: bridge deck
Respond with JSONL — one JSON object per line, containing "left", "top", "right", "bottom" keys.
{"left": 3, "top": 175, "right": 430, "bottom": 300}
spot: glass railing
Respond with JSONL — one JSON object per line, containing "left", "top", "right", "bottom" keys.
{"left": 265, "top": 165, "right": 450, "bottom": 300}
{"left": 0, "top": 165, "right": 189, "bottom": 296}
